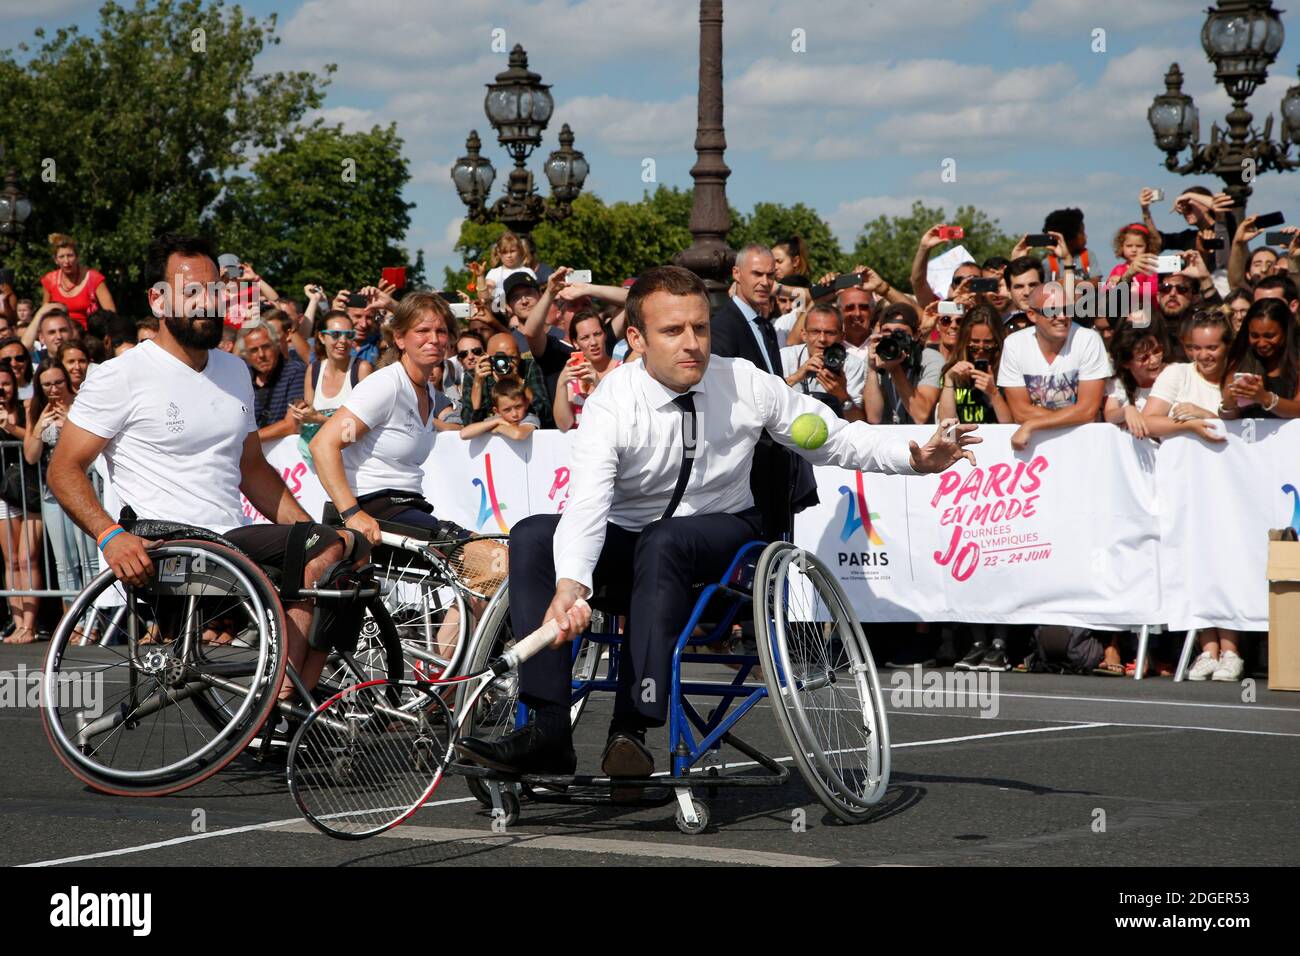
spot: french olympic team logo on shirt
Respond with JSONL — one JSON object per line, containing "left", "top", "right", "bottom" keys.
{"left": 471, "top": 453, "right": 510, "bottom": 532}
{"left": 837, "top": 471, "right": 885, "bottom": 546}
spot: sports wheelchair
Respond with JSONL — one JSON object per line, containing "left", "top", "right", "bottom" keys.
{"left": 40, "top": 518, "right": 505, "bottom": 797}
{"left": 452, "top": 540, "right": 892, "bottom": 835}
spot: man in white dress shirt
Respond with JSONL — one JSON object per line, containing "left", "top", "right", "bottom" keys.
{"left": 457, "top": 266, "right": 979, "bottom": 778}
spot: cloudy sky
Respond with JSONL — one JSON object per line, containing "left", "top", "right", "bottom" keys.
{"left": 5, "top": 0, "right": 1300, "bottom": 279}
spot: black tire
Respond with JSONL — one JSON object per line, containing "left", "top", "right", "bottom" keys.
{"left": 41, "top": 541, "right": 287, "bottom": 797}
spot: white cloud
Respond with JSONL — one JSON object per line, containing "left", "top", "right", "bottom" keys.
{"left": 556, "top": 94, "right": 697, "bottom": 156}
{"left": 1014, "top": 0, "right": 1201, "bottom": 35}
{"left": 0, "top": 0, "right": 94, "bottom": 21}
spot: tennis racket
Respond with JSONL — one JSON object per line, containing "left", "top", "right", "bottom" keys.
{"left": 287, "top": 600, "right": 586, "bottom": 840}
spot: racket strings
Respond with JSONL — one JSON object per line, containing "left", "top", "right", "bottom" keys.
{"left": 438, "top": 537, "right": 509, "bottom": 599}
{"left": 291, "top": 684, "right": 455, "bottom": 836}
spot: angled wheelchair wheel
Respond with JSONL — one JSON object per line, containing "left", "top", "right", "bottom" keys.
{"left": 41, "top": 541, "right": 287, "bottom": 797}
{"left": 754, "top": 542, "right": 890, "bottom": 822}
{"left": 457, "top": 581, "right": 605, "bottom": 806}
{"left": 370, "top": 548, "right": 471, "bottom": 679}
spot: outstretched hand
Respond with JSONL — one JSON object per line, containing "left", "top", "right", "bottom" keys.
{"left": 909, "top": 418, "right": 980, "bottom": 473}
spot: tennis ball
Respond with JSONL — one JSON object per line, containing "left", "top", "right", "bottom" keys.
{"left": 791, "top": 412, "right": 828, "bottom": 450}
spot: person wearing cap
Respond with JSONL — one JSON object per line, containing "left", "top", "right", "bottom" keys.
{"left": 863, "top": 302, "right": 944, "bottom": 425}
{"left": 521, "top": 267, "right": 630, "bottom": 398}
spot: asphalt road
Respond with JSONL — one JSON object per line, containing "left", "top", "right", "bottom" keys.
{"left": 4, "top": 638, "right": 1298, "bottom": 868}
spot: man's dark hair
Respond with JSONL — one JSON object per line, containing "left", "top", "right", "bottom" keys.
{"left": 137, "top": 315, "right": 160, "bottom": 332}
{"left": 625, "top": 265, "right": 709, "bottom": 334}
{"left": 981, "top": 256, "right": 1010, "bottom": 273}
{"left": 105, "top": 312, "right": 138, "bottom": 348}
{"left": 1185, "top": 184, "right": 1213, "bottom": 198}
{"left": 1043, "top": 207, "right": 1085, "bottom": 240}
{"left": 1254, "top": 274, "right": 1298, "bottom": 303}
{"left": 144, "top": 233, "right": 217, "bottom": 289}
{"left": 1005, "top": 255, "right": 1046, "bottom": 284}
{"left": 86, "top": 310, "right": 111, "bottom": 341}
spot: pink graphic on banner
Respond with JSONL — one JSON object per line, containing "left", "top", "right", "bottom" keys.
{"left": 929, "top": 455, "right": 1051, "bottom": 582}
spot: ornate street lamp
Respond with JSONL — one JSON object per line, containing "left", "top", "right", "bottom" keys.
{"left": 1147, "top": 1, "right": 1298, "bottom": 213}
{"left": 0, "top": 144, "right": 33, "bottom": 256}
{"left": 452, "top": 45, "right": 587, "bottom": 238}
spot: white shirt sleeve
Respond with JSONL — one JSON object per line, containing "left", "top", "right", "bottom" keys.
{"left": 1078, "top": 329, "right": 1114, "bottom": 380}
{"left": 1148, "top": 364, "right": 1184, "bottom": 408}
{"left": 772, "top": 311, "right": 798, "bottom": 336}
{"left": 749, "top": 364, "right": 915, "bottom": 475}
{"left": 552, "top": 394, "right": 622, "bottom": 592}
{"left": 997, "top": 335, "right": 1025, "bottom": 389}
{"left": 67, "top": 360, "right": 128, "bottom": 440}
{"left": 342, "top": 367, "right": 399, "bottom": 429}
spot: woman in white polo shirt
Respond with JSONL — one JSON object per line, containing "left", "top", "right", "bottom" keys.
{"left": 310, "top": 292, "right": 500, "bottom": 658}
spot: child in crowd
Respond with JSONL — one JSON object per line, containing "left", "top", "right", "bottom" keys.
{"left": 478, "top": 231, "right": 535, "bottom": 317}
{"left": 1106, "top": 223, "right": 1161, "bottom": 310}
{"left": 459, "top": 377, "right": 539, "bottom": 441}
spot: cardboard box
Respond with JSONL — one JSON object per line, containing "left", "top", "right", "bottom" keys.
{"left": 1268, "top": 539, "right": 1300, "bottom": 692}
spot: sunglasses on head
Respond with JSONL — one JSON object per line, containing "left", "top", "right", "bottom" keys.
{"left": 457, "top": 346, "right": 485, "bottom": 360}
{"left": 321, "top": 329, "right": 356, "bottom": 341}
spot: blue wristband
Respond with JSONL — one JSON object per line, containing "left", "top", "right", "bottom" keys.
{"left": 98, "top": 527, "right": 126, "bottom": 552}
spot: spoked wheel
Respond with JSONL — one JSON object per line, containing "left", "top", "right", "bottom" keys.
{"left": 369, "top": 547, "right": 471, "bottom": 680}
{"left": 317, "top": 601, "right": 409, "bottom": 702}
{"left": 458, "top": 581, "right": 606, "bottom": 807}
{"left": 41, "top": 541, "right": 286, "bottom": 797}
{"left": 754, "top": 542, "right": 890, "bottom": 822}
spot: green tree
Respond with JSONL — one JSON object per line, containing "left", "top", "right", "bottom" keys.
{"left": 213, "top": 124, "right": 414, "bottom": 298}
{"left": 0, "top": 0, "right": 332, "bottom": 308}
{"left": 728, "top": 201, "right": 844, "bottom": 278}
{"left": 847, "top": 201, "right": 1015, "bottom": 293}
{"left": 443, "top": 188, "right": 696, "bottom": 294}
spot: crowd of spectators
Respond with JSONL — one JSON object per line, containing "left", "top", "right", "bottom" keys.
{"left": 1, "top": 195, "right": 1297, "bottom": 674}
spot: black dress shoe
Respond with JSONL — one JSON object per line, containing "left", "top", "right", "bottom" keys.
{"left": 600, "top": 731, "right": 654, "bottom": 778}
{"left": 456, "top": 722, "right": 577, "bottom": 776}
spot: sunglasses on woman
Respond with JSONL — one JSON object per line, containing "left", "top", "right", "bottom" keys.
{"left": 320, "top": 329, "right": 357, "bottom": 341}
{"left": 937, "top": 316, "right": 961, "bottom": 327}
{"left": 457, "top": 346, "right": 485, "bottom": 360}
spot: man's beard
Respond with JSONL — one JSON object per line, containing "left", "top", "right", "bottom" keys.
{"left": 165, "top": 314, "right": 224, "bottom": 350}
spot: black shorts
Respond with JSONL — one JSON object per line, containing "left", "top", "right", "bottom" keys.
{"left": 224, "top": 522, "right": 341, "bottom": 569}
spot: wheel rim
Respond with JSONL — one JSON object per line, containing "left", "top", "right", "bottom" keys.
{"left": 373, "top": 552, "right": 469, "bottom": 677}
{"left": 756, "top": 543, "right": 890, "bottom": 818}
{"left": 42, "top": 545, "right": 279, "bottom": 787}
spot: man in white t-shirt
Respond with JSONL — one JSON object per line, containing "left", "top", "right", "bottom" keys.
{"left": 48, "top": 234, "right": 360, "bottom": 696}
{"left": 997, "top": 283, "right": 1112, "bottom": 450}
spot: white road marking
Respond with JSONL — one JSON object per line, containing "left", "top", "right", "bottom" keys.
{"left": 889, "top": 707, "right": 1300, "bottom": 738}
{"left": 276, "top": 820, "right": 837, "bottom": 867}
{"left": 19, "top": 797, "right": 477, "bottom": 867}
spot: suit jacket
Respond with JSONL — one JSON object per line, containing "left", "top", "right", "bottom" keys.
{"left": 710, "top": 298, "right": 819, "bottom": 540}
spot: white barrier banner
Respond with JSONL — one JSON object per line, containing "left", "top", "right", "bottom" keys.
{"left": 1156, "top": 421, "right": 1299, "bottom": 632}
{"left": 793, "top": 424, "right": 1162, "bottom": 627}
{"left": 239, "top": 421, "right": 1298, "bottom": 629}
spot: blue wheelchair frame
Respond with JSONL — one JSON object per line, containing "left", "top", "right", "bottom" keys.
{"left": 512, "top": 540, "right": 790, "bottom": 788}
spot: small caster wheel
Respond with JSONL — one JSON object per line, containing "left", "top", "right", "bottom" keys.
{"left": 493, "top": 789, "right": 521, "bottom": 828}
{"left": 675, "top": 798, "right": 710, "bottom": 836}
{"left": 467, "top": 774, "right": 494, "bottom": 808}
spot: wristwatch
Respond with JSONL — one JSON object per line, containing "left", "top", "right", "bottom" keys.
{"left": 842, "top": 398, "right": 855, "bottom": 413}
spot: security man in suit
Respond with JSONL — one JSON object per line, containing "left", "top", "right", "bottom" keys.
{"left": 455, "top": 265, "right": 980, "bottom": 779}
{"left": 710, "top": 243, "right": 817, "bottom": 540}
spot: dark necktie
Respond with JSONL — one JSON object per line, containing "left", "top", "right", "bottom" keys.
{"left": 661, "top": 392, "right": 697, "bottom": 521}
{"left": 756, "top": 317, "right": 780, "bottom": 374}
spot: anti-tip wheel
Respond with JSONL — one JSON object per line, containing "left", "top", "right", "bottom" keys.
{"left": 674, "top": 798, "right": 710, "bottom": 836}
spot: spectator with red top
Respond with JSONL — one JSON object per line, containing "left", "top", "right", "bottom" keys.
{"left": 39, "top": 234, "right": 115, "bottom": 329}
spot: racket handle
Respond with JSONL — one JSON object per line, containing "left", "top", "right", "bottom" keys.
{"left": 497, "top": 598, "right": 590, "bottom": 673}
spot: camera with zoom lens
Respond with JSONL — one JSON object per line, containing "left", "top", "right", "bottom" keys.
{"left": 490, "top": 352, "right": 516, "bottom": 377}
{"left": 822, "top": 342, "right": 847, "bottom": 374}
{"left": 875, "top": 329, "right": 915, "bottom": 364}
